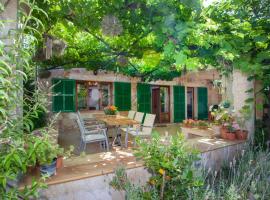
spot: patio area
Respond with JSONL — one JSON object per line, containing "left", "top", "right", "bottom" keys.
{"left": 20, "top": 121, "right": 246, "bottom": 188}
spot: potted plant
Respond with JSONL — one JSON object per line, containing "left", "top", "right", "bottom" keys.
{"left": 211, "top": 106, "right": 233, "bottom": 138}
{"left": 223, "top": 122, "right": 239, "bottom": 141}
{"left": 221, "top": 100, "right": 231, "bottom": 109}
{"left": 56, "top": 145, "right": 74, "bottom": 169}
{"left": 236, "top": 105, "right": 251, "bottom": 140}
{"left": 104, "top": 105, "right": 118, "bottom": 116}
{"left": 34, "top": 134, "right": 63, "bottom": 177}
{"left": 196, "top": 120, "right": 209, "bottom": 129}
{"left": 182, "top": 119, "right": 196, "bottom": 128}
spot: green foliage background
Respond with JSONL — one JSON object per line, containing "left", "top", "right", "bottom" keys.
{"left": 34, "top": 0, "right": 269, "bottom": 87}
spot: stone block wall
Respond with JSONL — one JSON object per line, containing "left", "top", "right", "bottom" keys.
{"left": 43, "top": 68, "right": 222, "bottom": 125}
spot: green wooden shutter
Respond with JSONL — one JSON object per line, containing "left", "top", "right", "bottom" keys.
{"left": 63, "top": 79, "right": 76, "bottom": 112}
{"left": 52, "top": 79, "right": 64, "bottom": 112}
{"left": 114, "top": 82, "right": 131, "bottom": 111}
{"left": 137, "top": 83, "right": 151, "bottom": 114}
{"left": 173, "top": 86, "right": 185, "bottom": 123}
{"left": 52, "top": 79, "right": 75, "bottom": 112}
{"left": 197, "top": 87, "right": 208, "bottom": 120}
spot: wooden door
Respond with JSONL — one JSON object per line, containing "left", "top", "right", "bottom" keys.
{"left": 152, "top": 88, "right": 160, "bottom": 123}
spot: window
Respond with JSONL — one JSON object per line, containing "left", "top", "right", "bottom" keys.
{"left": 52, "top": 79, "right": 75, "bottom": 112}
{"left": 76, "top": 81, "right": 112, "bottom": 111}
{"left": 100, "top": 84, "right": 110, "bottom": 109}
{"left": 77, "top": 82, "right": 88, "bottom": 110}
{"left": 160, "top": 87, "right": 169, "bottom": 113}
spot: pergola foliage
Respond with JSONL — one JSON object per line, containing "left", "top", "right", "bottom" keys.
{"left": 34, "top": 0, "right": 270, "bottom": 84}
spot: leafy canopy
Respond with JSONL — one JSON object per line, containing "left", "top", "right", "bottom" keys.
{"left": 35, "top": 0, "right": 270, "bottom": 84}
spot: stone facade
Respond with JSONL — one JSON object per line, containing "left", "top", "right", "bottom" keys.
{"left": 43, "top": 68, "right": 221, "bottom": 127}
{"left": 223, "top": 70, "right": 255, "bottom": 140}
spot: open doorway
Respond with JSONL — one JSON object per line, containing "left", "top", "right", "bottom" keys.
{"left": 187, "top": 87, "right": 194, "bottom": 119}
{"left": 151, "top": 86, "right": 170, "bottom": 123}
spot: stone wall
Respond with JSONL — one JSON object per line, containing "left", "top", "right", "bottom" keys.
{"left": 232, "top": 70, "right": 255, "bottom": 140}
{"left": 223, "top": 70, "right": 255, "bottom": 140}
{"left": 0, "top": 0, "right": 18, "bottom": 46}
{"left": 43, "top": 68, "right": 221, "bottom": 124}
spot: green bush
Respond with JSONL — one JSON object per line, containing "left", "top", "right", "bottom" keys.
{"left": 111, "top": 133, "right": 203, "bottom": 199}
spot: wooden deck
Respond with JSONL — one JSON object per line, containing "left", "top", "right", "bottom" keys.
{"left": 20, "top": 135, "right": 246, "bottom": 188}
{"left": 20, "top": 147, "right": 143, "bottom": 187}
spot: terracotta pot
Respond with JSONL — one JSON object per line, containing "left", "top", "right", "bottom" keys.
{"left": 236, "top": 130, "right": 248, "bottom": 140}
{"left": 27, "top": 165, "right": 39, "bottom": 174}
{"left": 221, "top": 127, "right": 227, "bottom": 139}
{"left": 226, "top": 132, "right": 236, "bottom": 141}
{"left": 56, "top": 156, "right": 64, "bottom": 169}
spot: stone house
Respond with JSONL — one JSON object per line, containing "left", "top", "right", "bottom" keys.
{"left": 43, "top": 68, "right": 221, "bottom": 124}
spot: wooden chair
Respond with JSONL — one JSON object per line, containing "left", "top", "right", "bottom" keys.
{"left": 76, "top": 114, "right": 109, "bottom": 152}
{"left": 123, "top": 113, "right": 156, "bottom": 147}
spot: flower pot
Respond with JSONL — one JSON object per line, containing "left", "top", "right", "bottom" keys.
{"left": 7, "top": 172, "right": 24, "bottom": 189}
{"left": 40, "top": 158, "right": 57, "bottom": 177}
{"left": 226, "top": 132, "right": 236, "bottom": 141}
{"left": 236, "top": 130, "right": 248, "bottom": 140}
{"left": 221, "top": 127, "right": 227, "bottom": 139}
{"left": 56, "top": 156, "right": 64, "bottom": 169}
{"left": 212, "top": 125, "right": 221, "bottom": 137}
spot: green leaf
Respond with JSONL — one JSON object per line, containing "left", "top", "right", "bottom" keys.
{"left": 174, "top": 51, "right": 187, "bottom": 66}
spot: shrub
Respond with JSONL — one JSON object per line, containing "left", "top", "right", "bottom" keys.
{"left": 110, "top": 133, "right": 203, "bottom": 199}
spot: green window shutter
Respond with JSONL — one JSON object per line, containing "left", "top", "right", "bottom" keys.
{"left": 52, "top": 79, "right": 75, "bottom": 112}
{"left": 197, "top": 87, "right": 208, "bottom": 120}
{"left": 114, "top": 82, "right": 131, "bottom": 111}
{"left": 137, "top": 83, "right": 151, "bottom": 114}
{"left": 173, "top": 86, "right": 185, "bottom": 123}
{"left": 63, "top": 79, "right": 76, "bottom": 112}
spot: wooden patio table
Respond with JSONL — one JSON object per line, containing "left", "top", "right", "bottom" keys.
{"left": 95, "top": 115, "right": 140, "bottom": 148}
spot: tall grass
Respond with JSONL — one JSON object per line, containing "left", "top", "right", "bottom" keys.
{"left": 189, "top": 144, "right": 270, "bottom": 200}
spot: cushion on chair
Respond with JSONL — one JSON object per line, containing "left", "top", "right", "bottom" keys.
{"left": 84, "top": 134, "right": 106, "bottom": 142}
{"left": 134, "top": 112, "right": 144, "bottom": 123}
{"left": 128, "top": 110, "right": 136, "bottom": 119}
{"left": 120, "top": 127, "right": 138, "bottom": 132}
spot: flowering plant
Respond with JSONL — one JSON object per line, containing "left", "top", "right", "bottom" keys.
{"left": 104, "top": 105, "right": 118, "bottom": 115}
{"left": 183, "top": 119, "right": 196, "bottom": 127}
{"left": 224, "top": 121, "right": 240, "bottom": 133}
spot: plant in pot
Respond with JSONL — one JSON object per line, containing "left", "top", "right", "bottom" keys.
{"left": 104, "top": 105, "right": 118, "bottom": 116}
{"left": 182, "top": 119, "right": 196, "bottom": 128}
{"left": 35, "top": 134, "right": 62, "bottom": 177}
{"left": 196, "top": 120, "right": 209, "bottom": 129}
{"left": 236, "top": 105, "right": 251, "bottom": 140}
{"left": 212, "top": 107, "right": 233, "bottom": 138}
{"left": 56, "top": 145, "right": 74, "bottom": 169}
{"left": 223, "top": 121, "right": 239, "bottom": 141}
